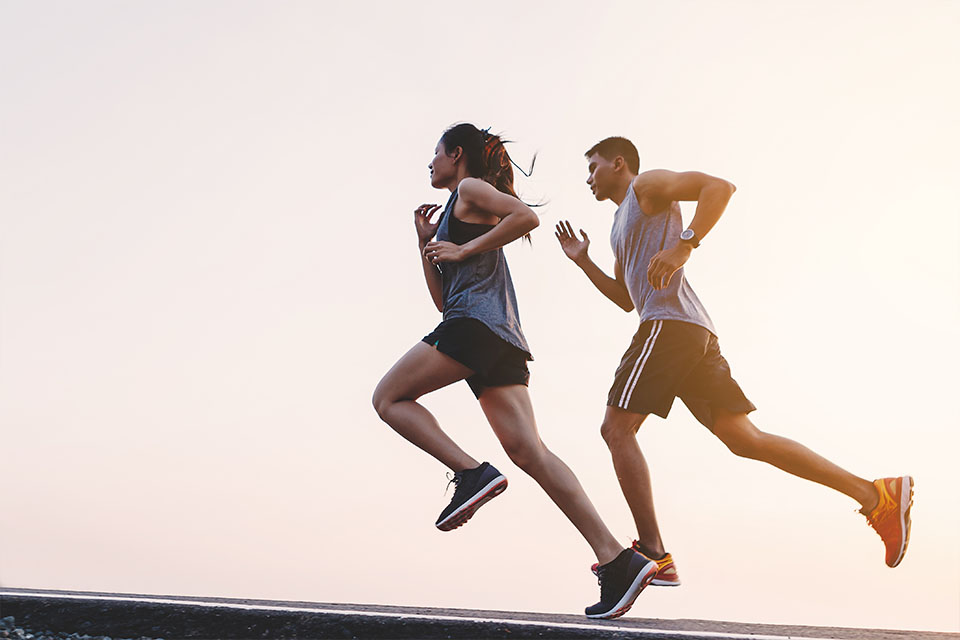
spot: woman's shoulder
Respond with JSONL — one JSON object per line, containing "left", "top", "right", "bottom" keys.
{"left": 456, "top": 177, "right": 496, "bottom": 204}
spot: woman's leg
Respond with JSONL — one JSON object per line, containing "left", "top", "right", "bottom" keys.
{"left": 478, "top": 384, "right": 623, "bottom": 565}
{"left": 372, "top": 342, "right": 479, "bottom": 472}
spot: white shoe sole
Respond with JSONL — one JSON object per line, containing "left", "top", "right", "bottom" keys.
{"left": 586, "top": 559, "right": 658, "bottom": 620}
{"left": 436, "top": 475, "right": 507, "bottom": 531}
{"left": 889, "top": 475, "right": 914, "bottom": 568}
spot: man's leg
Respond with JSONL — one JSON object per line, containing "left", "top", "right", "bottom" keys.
{"left": 682, "top": 330, "right": 913, "bottom": 567}
{"left": 599, "top": 406, "right": 666, "bottom": 559}
{"left": 709, "top": 409, "right": 914, "bottom": 567}
{"left": 710, "top": 409, "right": 878, "bottom": 509}
{"left": 600, "top": 321, "right": 702, "bottom": 561}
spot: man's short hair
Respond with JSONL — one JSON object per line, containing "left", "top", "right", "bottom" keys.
{"left": 585, "top": 137, "right": 640, "bottom": 174}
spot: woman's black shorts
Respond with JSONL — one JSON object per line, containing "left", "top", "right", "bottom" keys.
{"left": 422, "top": 317, "right": 530, "bottom": 399}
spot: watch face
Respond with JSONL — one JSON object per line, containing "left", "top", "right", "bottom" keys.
{"left": 680, "top": 229, "right": 695, "bottom": 241}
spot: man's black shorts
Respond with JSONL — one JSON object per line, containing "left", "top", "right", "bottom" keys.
{"left": 607, "top": 319, "right": 756, "bottom": 429}
{"left": 422, "top": 317, "right": 530, "bottom": 399}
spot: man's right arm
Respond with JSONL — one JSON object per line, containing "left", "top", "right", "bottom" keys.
{"left": 577, "top": 255, "right": 635, "bottom": 312}
{"left": 555, "top": 220, "right": 634, "bottom": 312}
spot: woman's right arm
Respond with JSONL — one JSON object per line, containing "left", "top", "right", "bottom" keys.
{"left": 415, "top": 204, "right": 444, "bottom": 312}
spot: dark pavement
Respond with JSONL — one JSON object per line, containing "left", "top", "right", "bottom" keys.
{"left": 1, "top": 588, "right": 956, "bottom": 640}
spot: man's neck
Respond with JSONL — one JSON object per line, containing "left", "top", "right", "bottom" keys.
{"left": 610, "top": 175, "right": 636, "bottom": 206}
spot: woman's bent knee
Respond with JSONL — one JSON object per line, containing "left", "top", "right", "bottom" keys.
{"left": 371, "top": 390, "right": 388, "bottom": 419}
{"left": 372, "top": 378, "right": 398, "bottom": 419}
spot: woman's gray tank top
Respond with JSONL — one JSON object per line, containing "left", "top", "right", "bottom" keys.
{"left": 435, "top": 188, "right": 532, "bottom": 358}
{"left": 610, "top": 186, "right": 717, "bottom": 335}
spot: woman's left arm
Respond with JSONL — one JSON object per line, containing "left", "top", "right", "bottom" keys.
{"left": 423, "top": 178, "right": 539, "bottom": 265}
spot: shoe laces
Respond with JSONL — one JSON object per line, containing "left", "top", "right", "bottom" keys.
{"left": 861, "top": 500, "right": 896, "bottom": 542}
{"left": 445, "top": 471, "right": 463, "bottom": 496}
{"left": 861, "top": 508, "right": 882, "bottom": 538}
{"left": 595, "top": 563, "right": 612, "bottom": 598}
{"left": 863, "top": 506, "right": 891, "bottom": 531}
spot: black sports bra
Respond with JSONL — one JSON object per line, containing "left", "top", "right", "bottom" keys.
{"left": 446, "top": 210, "right": 495, "bottom": 245}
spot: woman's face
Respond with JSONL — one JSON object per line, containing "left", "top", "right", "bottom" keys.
{"left": 428, "top": 140, "right": 458, "bottom": 189}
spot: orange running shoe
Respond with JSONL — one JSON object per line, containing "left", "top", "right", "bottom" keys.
{"left": 862, "top": 476, "right": 914, "bottom": 568}
{"left": 591, "top": 543, "right": 681, "bottom": 587}
{"left": 644, "top": 549, "right": 681, "bottom": 586}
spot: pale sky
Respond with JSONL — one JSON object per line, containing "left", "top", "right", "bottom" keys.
{"left": 2, "top": 1, "right": 958, "bottom": 633}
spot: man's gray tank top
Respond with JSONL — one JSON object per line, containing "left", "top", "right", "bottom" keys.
{"left": 610, "top": 185, "right": 717, "bottom": 335}
{"left": 436, "top": 188, "right": 532, "bottom": 358}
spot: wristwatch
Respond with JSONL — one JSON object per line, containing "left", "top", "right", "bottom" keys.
{"left": 679, "top": 228, "right": 700, "bottom": 248}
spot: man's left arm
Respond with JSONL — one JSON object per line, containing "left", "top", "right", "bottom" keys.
{"left": 635, "top": 169, "right": 737, "bottom": 290}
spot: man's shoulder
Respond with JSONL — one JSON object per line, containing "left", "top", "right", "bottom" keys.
{"left": 632, "top": 171, "right": 679, "bottom": 215}
{"left": 632, "top": 169, "right": 673, "bottom": 191}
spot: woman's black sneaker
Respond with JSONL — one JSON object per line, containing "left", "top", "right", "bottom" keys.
{"left": 435, "top": 462, "right": 507, "bottom": 531}
{"left": 585, "top": 549, "right": 658, "bottom": 619}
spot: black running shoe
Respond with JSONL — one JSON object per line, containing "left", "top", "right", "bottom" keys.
{"left": 585, "top": 549, "right": 657, "bottom": 619}
{"left": 435, "top": 462, "right": 507, "bottom": 531}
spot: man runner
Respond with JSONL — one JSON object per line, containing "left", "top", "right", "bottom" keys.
{"left": 555, "top": 136, "right": 913, "bottom": 585}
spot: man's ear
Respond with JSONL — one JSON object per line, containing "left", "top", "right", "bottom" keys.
{"left": 613, "top": 156, "right": 624, "bottom": 172}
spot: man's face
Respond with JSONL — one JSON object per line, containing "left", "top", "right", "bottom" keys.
{"left": 585, "top": 152, "right": 618, "bottom": 201}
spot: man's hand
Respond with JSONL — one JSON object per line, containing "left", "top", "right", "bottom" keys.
{"left": 646, "top": 243, "right": 692, "bottom": 290}
{"left": 414, "top": 203, "right": 442, "bottom": 245}
{"left": 423, "top": 240, "right": 467, "bottom": 264}
{"left": 555, "top": 220, "right": 590, "bottom": 265}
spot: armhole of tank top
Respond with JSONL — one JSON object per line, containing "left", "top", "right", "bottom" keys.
{"left": 656, "top": 201, "right": 681, "bottom": 249}
{"left": 659, "top": 215, "right": 670, "bottom": 249}
{"left": 451, "top": 190, "right": 463, "bottom": 223}
{"left": 439, "top": 191, "right": 458, "bottom": 228}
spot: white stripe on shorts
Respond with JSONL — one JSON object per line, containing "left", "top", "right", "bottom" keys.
{"left": 618, "top": 320, "right": 663, "bottom": 409}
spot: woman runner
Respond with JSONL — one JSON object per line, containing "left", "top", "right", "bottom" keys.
{"left": 372, "top": 123, "right": 656, "bottom": 619}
